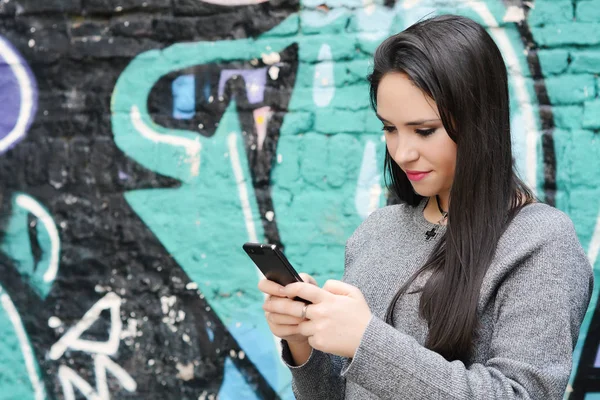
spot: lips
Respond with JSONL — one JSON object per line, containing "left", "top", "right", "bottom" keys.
{"left": 405, "top": 171, "right": 431, "bottom": 181}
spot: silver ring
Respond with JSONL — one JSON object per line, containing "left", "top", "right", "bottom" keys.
{"left": 301, "top": 304, "right": 309, "bottom": 320}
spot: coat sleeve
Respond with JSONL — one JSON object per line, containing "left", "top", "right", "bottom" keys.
{"left": 280, "top": 339, "right": 346, "bottom": 399}
{"left": 338, "top": 215, "right": 593, "bottom": 400}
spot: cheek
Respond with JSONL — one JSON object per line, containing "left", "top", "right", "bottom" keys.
{"left": 432, "top": 138, "right": 457, "bottom": 176}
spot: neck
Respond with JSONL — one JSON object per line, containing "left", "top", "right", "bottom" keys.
{"left": 434, "top": 192, "right": 450, "bottom": 212}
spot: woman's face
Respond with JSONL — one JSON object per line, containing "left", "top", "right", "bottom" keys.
{"left": 376, "top": 72, "right": 457, "bottom": 199}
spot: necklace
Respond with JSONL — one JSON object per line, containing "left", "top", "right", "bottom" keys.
{"left": 424, "top": 195, "right": 448, "bottom": 241}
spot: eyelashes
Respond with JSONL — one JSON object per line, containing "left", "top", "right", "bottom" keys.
{"left": 381, "top": 126, "right": 437, "bottom": 137}
{"left": 415, "top": 128, "right": 436, "bottom": 136}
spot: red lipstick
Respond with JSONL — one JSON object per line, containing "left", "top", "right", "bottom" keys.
{"left": 405, "top": 170, "right": 431, "bottom": 181}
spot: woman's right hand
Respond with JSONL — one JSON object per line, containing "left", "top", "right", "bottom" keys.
{"left": 258, "top": 273, "right": 318, "bottom": 344}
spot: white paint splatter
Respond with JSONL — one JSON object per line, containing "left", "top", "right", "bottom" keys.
{"left": 265, "top": 211, "right": 274, "bottom": 221}
{"left": 261, "top": 52, "right": 280, "bottom": 65}
{"left": 48, "top": 316, "right": 62, "bottom": 328}
{"left": 176, "top": 362, "right": 194, "bottom": 381}
{"left": 268, "top": 66, "right": 280, "bottom": 80}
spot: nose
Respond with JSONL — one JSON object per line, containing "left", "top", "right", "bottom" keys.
{"left": 392, "top": 133, "right": 419, "bottom": 165}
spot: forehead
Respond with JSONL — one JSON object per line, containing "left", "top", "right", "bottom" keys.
{"left": 376, "top": 72, "right": 439, "bottom": 121}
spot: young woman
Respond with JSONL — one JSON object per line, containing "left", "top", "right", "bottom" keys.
{"left": 258, "top": 14, "right": 593, "bottom": 399}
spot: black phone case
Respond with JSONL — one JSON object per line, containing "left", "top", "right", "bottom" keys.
{"left": 242, "top": 242, "right": 311, "bottom": 304}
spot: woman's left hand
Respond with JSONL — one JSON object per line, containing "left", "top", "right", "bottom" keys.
{"left": 280, "top": 280, "right": 372, "bottom": 359}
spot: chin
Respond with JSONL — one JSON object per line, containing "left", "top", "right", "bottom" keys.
{"left": 411, "top": 186, "right": 435, "bottom": 198}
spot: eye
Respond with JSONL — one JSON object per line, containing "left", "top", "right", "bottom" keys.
{"left": 382, "top": 125, "right": 396, "bottom": 133}
{"left": 415, "top": 128, "right": 436, "bottom": 137}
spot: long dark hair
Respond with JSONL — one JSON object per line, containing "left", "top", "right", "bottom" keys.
{"left": 368, "top": 15, "right": 536, "bottom": 363}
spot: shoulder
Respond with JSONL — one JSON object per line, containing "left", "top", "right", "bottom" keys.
{"left": 347, "top": 203, "right": 410, "bottom": 243}
{"left": 504, "top": 202, "right": 579, "bottom": 247}
{"left": 495, "top": 202, "right": 592, "bottom": 286}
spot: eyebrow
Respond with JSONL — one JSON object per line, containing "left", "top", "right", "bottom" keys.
{"left": 376, "top": 113, "right": 440, "bottom": 126}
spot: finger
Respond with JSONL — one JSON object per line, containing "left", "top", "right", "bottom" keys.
{"left": 271, "top": 324, "right": 301, "bottom": 339}
{"left": 263, "top": 296, "right": 307, "bottom": 318}
{"left": 322, "top": 279, "right": 358, "bottom": 296}
{"left": 257, "top": 278, "right": 285, "bottom": 297}
{"left": 298, "top": 273, "right": 318, "bottom": 286}
{"left": 298, "top": 319, "right": 317, "bottom": 337}
{"left": 266, "top": 312, "right": 304, "bottom": 325}
{"left": 283, "top": 282, "right": 330, "bottom": 304}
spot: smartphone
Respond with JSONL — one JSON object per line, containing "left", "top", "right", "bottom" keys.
{"left": 243, "top": 242, "right": 311, "bottom": 304}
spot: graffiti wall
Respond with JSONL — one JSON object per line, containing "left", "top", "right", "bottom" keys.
{"left": 0, "top": 0, "right": 598, "bottom": 398}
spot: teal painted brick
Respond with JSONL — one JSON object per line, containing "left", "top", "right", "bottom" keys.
{"left": 298, "top": 35, "right": 357, "bottom": 62}
{"left": 567, "top": 188, "right": 600, "bottom": 247}
{"left": 334, "top": 60, "right": 371, "bottom": 86}
{"left": 553, "top": 105, "right": 584, "bottom": 130}
{"left": 347, "top": 5, "right": 395, "bottom": 33}
{"left": 272, "top": 135, "right": 302, "bottom": 189}
{"left": 576, "top": 0, "right": 600, "bottom": 22}
{"left": 531, "top": 23, "right": 600, "bottom": 47}
{"left": 583, "top": 100, "right": 600, "bottom": 129}
{"left": 297, "top": 60, "right": 371, "bottom": 88}
{"left": 565, "top": 130, "right": 600, "bottom": 188}
{"left": 537, "top": 49, "right": 569, "bottom": 75}
{"left": 528, "top": 0, "right": 573, "bottom": 26}
{"left": 299, "top": 133, "right": 329, "bottom": 189}
{"left": 288, "top": 88, "right": 315, "bottom": 111}
{"left": 300, "top": 9, "right": 349, "bottom": 35}
{"left": 334, "top": 84, "right": 370, "bottom": 110}
{"left": 545, "top": 74, "right": 596, "bottom": 104}
{"left": 314, "top": 109, "right": 366, "bottom": 133}
{"left": 326, "top": 133, "right": 363, "bottom": 188}
{"left": 346, "top": 59, "right": 371, "bottom": 80}
{"left": 279, "top": 111, "right": 314, "bottom": 135}
{"left": 570, "top": 50, "right": 600, "bottom": 73}
{"left": 552, "top": 128, "right": 571, "bottom": 192}
{"left": 356, "top": 35, "right": 385, "bottom": 56}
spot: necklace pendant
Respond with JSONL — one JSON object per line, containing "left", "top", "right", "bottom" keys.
{"left": 425, "top": 227, "right": 437, "bottom": 241}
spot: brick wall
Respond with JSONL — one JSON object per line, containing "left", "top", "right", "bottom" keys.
{"left": 0, "top": 0, "right": 598, "bottom": 399}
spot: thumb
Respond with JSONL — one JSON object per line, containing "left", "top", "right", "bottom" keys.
{"left": 322, "top": 280, "right": 359, "bottom": 297}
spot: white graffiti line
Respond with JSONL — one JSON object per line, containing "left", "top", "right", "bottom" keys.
{"left": 228, "top": 132, "right": 284, "bottom": 359}
{"left": 130, "top": 105, "right": 201, "bottom": 176}
{"left": 588, "top": 206, "right": 600, "bottom": 267}
{"left": 313, "top": 44, "right": 335, "bottom": 108}
{"left": 0, "top": 36, "right": 36, "bottom": 152}
{"left": 466, "top": 3, "right": 538, "bottom": 195}
{"left": 58, "top": 355, "right": 137, "bottom": 400}
{"left": 0, "top": 291, "right": 46, "bottom": 400}
{"left": 355, "top": 140, "right": 382, "bottom": 220}
{"left": 199, "top": 0, "right": 267, "bottom": 5}
{"left": 15, "top": 194, "right": 60, "bottom": 283}
{"left": 49, "top": 292, "right": 122, "bottom": 360}
{"left": 228, "top": 133, "right": 258, "bottom": 243}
